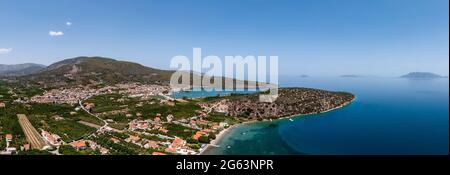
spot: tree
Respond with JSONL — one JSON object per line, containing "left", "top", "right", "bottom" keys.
{"left": 198, "top": 136, "right": 210, "bottom": 143}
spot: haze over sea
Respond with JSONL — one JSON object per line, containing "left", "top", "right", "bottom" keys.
{"left": 179, "top": 76, "right": 449, "bottom": 155}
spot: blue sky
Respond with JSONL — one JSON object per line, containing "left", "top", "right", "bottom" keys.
{"left": 0, "top": 0, "right": 448, "bottom": 76}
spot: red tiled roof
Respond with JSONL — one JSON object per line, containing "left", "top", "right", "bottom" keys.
{"left": 70, "top": 140, "right": 86, "bottom": 149}
{"left": 110, "top": 137, "right": 120, "bottom": 143}
{"left": 165, "top": 147, "right": 176, "bottom": 153}
{"left": 152, "top": 152, "right": 166, "bottom": 155}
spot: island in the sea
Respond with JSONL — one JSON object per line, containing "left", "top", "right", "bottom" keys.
{"left": 401, "top": 72, "right": 446, "bottom": 79}
{"left": 0, "top": 57, "right": 355, "bottom": 155}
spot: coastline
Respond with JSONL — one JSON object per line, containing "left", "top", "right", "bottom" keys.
{"left": 199, "top": 96, "right": 356, "bottom": 155}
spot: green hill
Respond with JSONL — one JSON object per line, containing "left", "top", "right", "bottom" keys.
{"left": 20, "top": 57, "right": 173, "bottom": 88}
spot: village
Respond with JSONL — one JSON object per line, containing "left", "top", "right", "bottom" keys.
{"left": 1, "top": 82, "right": 234, "bottom": 155}
{"left": 30, "top": 83, "right": 170, "bottom": 104}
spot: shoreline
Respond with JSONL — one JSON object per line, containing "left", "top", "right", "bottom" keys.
{"left": 199, "top": 96, "right": 356, "bottom": 155}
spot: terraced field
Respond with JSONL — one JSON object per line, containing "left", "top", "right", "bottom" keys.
{"left": 17, "top": 114, "right": 47, "bottom": 149}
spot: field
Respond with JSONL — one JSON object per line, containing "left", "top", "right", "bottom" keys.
{"left": 17, "top": 114, "right": 47, "bottom": 149}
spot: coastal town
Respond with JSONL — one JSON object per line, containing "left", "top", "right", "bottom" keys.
{"left": 1, "top": 77, "right": 354, "bottom": 155}
{"left": 0, "top": 82, "right": 239, "bottom": 155}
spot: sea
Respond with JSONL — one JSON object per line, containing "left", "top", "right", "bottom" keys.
{"left": 173, "top": 76, "right": 449, "bottom": 155}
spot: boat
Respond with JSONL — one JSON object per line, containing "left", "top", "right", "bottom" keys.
{"left": 289, "top": 118, "right": 294, "bottom": 122}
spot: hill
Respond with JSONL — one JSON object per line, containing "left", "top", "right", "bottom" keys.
{"left": 19, "top": 57, "right": 173, "bottom": 88}
{"left": 0, "top": 63, "right": 46, "bottom": 76}
{"left": 16, "top": 56, "right": 265, "bottom": 89}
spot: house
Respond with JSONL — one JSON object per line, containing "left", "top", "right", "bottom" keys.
{"left": 41, "top": 131, "right": 62, "bottom": 145}
{"left": 99, "top": 147, "right": 109, "bottom": 155}
{"left": 53, "top": 115, "right": 64, "bottom": 121}
{"left": 86, "top": 140, "right": 99, "bottom": 150}
{"left": 171, "top": 137, "right": 186, "bottom": 149}
{"left": 166, "top": 114, "right": 174, "bottom": 123}
{"left": 211, "top": 124, "right": 220, "bottom": 130}
{"left": 69, "top": 140, "right": 87, "bottom": 150}
{"left": 110, "top": 137, "right": 120, "bottom": 144}
{"left": 128, "top": 123, "right": 137, "bottom": 130}
{"left": 144, "top": 141, "right": 159, "bottom": 149}
{"left": 125, "top": 135, "right": 140, "bottom": 143}
{"left": 165, "top": 147, "right": 177, "bottom": 153}
{"left": 192, "top": 131, "right": 207, "bottom": 140}
{"left": 83, "top": 103, "right": 95, "bottom": 111}
{"left": 152, "top": 152, "right": 166, "bottom": 155}
{"left": 137, "top": 121, "right": 149, "bottom": 130}
{"left": 157, "top": 127, "right": 167, "bottom": 133}
{"left": 5, "top": 134, "right": 12, "bottom": 142}
{"left": 0, "top": 102, "right": 5, "bottom": 108}
{"left": 23, "top": 143, "right": 30, "bottom": 151}
{"left": 201, "top": 129, "right": 212, "bottom": 133}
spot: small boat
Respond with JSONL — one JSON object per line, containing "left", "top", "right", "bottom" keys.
{"left": 270, "top": 119, "right": 273, "bottom": 122}
{"left": 227, "top": 146, "right": 231, "bottom": 149}
{"left": 289, "top": 118, "right": 294, "bottom": 122}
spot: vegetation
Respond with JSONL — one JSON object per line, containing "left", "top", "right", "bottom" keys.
{"left": 18, "top": 149, "right": 52, "bottom": 155}
{"left": 132, "top": 101, "right": 201, "bottom": 119}
{"left": 164, "top": 123, "right": 198, "bottom": 140}
{"left": 85, "top": 93, "right": 138, "bottom": 113}
{"left": 59, "top": 145, "right": 81, "bottom": 155}
{"left": 204, "top": 112, "right": 239, "bottom": 125}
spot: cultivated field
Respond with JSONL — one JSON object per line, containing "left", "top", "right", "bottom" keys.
{"left": 17, "top": 114, "right": 47, "bottom": 149}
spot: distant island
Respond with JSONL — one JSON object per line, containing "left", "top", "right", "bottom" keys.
{"left": 401, "top": 72, "right": 446, "bottom": 79}
{"left": 340, "top": 75, "right": 362, "bottom": 78}
{"left": 299, "top": 75, "right": 309, "bottom": 78}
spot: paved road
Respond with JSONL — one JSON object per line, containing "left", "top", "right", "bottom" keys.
{"left": 78, "top": 99, "right": 109, "bottom": 136}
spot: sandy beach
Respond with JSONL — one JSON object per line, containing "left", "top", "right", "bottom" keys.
{"left": 199, "top": 124, "right": 240, "bottom": 155}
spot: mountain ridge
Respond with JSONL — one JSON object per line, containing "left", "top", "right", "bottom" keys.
{"left": 0, "top": 63, "right": 46, "bottom": 76}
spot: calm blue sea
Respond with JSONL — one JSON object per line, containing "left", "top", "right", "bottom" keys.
{"left": 175, "top": 76, "right": 449, "bottom": 155}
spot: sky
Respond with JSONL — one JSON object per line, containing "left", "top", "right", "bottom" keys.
{"left": 0, "top": 0, "right": 448, "bottom": 76}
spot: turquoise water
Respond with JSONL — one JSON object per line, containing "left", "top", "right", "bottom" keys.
{"left": 176, "top": 77, "right": 449, "bottom": 155}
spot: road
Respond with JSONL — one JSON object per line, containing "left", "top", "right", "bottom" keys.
{"left": 78, "top": 99, "right": 109, "bottom": 137}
